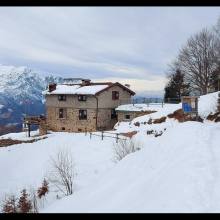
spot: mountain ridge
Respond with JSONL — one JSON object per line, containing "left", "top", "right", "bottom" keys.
{"left": 0, "top": 64, "right": 62, "bottom": 135}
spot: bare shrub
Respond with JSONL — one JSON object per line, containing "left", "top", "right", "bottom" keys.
{"left": 48, "top": 149, "right": 75, "bottom": 196}
{"left": 1, "top": 195, "right": 18, "bottom": 213}
{"left": 113, "top": 138, "right": 141, "bottom": 162}
{"left": 29, "top": 187, "right": 38, "bottom": 213}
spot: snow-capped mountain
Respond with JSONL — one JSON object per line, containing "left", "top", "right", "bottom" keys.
{"left": 0, "top": 64, "right": 62, "bottom": 135}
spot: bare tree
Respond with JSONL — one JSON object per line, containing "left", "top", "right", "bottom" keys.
{"left": 48, "top": 149, "right": 75, "bottom": 196}
{"left": 113, "top": 138, "right": 141, "bottom": 162}
{"left": 178, "top": 28, "right": 219, "bottom": 95}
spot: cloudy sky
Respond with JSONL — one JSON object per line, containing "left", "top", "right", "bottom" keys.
{"left": 0, "top": 7, "right": 220, "bottom": 96}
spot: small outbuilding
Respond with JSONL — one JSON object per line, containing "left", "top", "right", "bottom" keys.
{"left": 115, "top": 104, "right": 157, "bottom": 122}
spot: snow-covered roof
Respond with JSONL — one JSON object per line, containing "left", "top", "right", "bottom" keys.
{"left": 43, "top": 84, "right": 110, "bottom": 95}
{"left": 115, "top": 103, "right": 163, "bottom": 112}
{"left": 43, "top": 81, "right": 136, "bottom": 96}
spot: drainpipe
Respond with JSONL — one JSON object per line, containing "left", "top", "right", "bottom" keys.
{"left": 94, "top": 95, "right": 99, "bottom": 131}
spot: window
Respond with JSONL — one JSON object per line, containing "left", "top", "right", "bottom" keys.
{"left": 59, "top": 108, "right": 66, "bottom": 119}
{"left": 111, "top": 109, "right": 117, "bottom": 119}
{"left": 112, "top": 91, "right": 119, "bottom": 100}
{"left": 79, "top": 109, "right": 87, "bottom": 120}
{"left": 125, "top": 114, "right": 130, "bottom": 120}
{"left": 78, "top": 95, "right": 87, "bottom": 101}
{"left": 58, "top": 94, "right": 66, "bottom": 101}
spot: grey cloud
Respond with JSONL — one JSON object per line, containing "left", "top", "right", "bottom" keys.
{"left": 0, "top": 7, "right": 219, "bottom": 92}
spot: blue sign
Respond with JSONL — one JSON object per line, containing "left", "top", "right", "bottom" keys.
{"left": 183, "top": 103, "right": 192, "bottom": 113}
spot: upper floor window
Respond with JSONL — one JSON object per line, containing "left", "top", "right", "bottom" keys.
{"left": 111, "top": 109, "right": 117, "bottom": 119}
{"left": 78, "top": 95, "right": 87, "bottom": 101}
{"left": 112, "top": 91, "right": 119, "bottom": 100}
{"left": 58, "top": 94, "right": 66, "bottom": 101}
{"left": 79, "top": 109, "right": 87, "bottom": 120}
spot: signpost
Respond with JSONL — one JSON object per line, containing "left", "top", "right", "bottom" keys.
{"left": 181, "top": 96, "right": 199, "bottom": 120}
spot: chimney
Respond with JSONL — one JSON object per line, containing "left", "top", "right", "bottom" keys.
{"left": 48, "top": 83, "right": 57, "bottom": 92}
{"left": 124, "top": 84, "right": 130, "bottom": 88}
{"left": 81, "top": 79, "right": 91, "bottom": 86}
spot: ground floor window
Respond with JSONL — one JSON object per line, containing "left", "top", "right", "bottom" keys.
{"left": 59, "top": 108, "right": 66, "bottom": 119}
{"left": 79, "top": 109, "right": 87, "bottom": 120}
{"left": 125, "top": 114, "right": 131, "bottom": 120}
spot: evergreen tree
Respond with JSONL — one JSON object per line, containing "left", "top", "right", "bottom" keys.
{"left": 17, "top": 189, "right": 32, "bottom": 213}
{"left": 164, "top": 69, "right": 190, "bottom": 103}
{"left": 2, "top": 195, "right": 17, "bottom": 213}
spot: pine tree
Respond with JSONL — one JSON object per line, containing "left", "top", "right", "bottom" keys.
{"left": 2, "top": 195, "right": 17, "bottom": 213}
{"left": 17, "top": 189, "right": 32, "bottom": 213}
{"left": 37, "top": 179, "right": 49, "bottom": 199}
{"left": 164, "top": 69, "right": 190, "bottom": 103}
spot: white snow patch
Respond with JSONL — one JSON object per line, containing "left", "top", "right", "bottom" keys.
{"left": 116, "top": 103, "right": 164, "bottom": 112}
{"left": 198, "top": 92, "right": 219, "bottom": 118}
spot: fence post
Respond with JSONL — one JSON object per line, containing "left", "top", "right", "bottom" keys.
{"left": 101, "top": 131, "right": 104, "bottom": 140}
{"left": 28, "top": 123, "right": 31, "bottom": 137}
{"left": 90, "top": 132, "right": 92, "bottom": 139}
{"left": 85, "top": 128, "right": 87, "bottom": 136}
{"left": 116, "top": 133, "right": 119, "bottom": 143}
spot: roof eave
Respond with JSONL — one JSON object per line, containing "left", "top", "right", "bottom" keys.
{"left": 95, "top": 82, "right": 136, "bottom": 96}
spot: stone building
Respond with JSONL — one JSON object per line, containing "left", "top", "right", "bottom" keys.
{"left": 43, "top": 79, "right": 135, "bottom": 132}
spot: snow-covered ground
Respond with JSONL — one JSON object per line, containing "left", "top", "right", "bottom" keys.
{"left": 0, "top": 130, "right": 45, "bottom": 141}
{"left": 43, "top": 122, "right": 220, "bottom": 213}
{"left": 198, "top": 92, "right": 219, "bottom": 118}
{"left": 0, "top": 91, "right": 219, "bottom": 213}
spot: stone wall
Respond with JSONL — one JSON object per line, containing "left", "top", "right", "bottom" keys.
{"left": 46, "top": 107, "right": 97, "bottom": 132}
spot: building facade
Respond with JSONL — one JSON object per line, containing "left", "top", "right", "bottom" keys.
{"left": 43, "top": 80, "right": 135, "bottom": 132}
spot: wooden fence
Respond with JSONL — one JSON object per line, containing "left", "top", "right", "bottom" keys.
{"left": 85, "top": 130, "right": 127, "bottom": 143}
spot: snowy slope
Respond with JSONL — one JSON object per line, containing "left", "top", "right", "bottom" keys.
{"left": 43, "top": 122, "right": 220, "bottom": 213}
{"left": 0, "top": 132, "right": 115, "bottom": 208}
{"left": 198, "top": 92, "right": 219, "bottom": 118}
{"left": 0, "top": 92, "right": 220, "bottom": 213}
